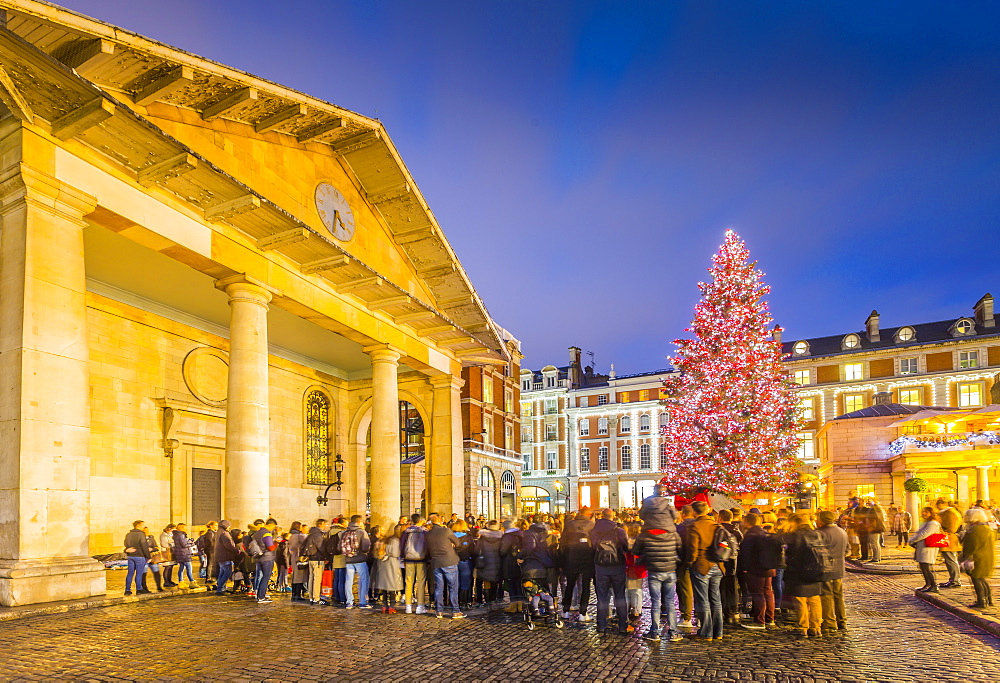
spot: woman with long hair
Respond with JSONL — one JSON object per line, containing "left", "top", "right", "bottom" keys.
{"left": 373, "top": 523, "right": 404, "bottom": 613}
{"left": 961, "top": 508, "right": 995, "bottom": 608}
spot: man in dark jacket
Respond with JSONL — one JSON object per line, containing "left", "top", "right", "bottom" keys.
{"left": 500, "top": 521, "right": 524, "bottom": 612}
{"left": 736, "top": 513, "right": 778, "bottom": 629}
{"left": 302, "top": 519, "right": 329, "bottom": 605}
{"left": 590, "top": 509, "right": 630, "bottom": 635}
{"left": 251, "top": 518, "right": 279, "bottom": 604}
{"left": 687, "top": 501, "right": 724, "bottom": 640}
{"left": 816, "top": 510, "right": 848, "bottom": 631}
{"left": 426, "top": 513, "right": 464, "bottom": 619}
{"left": 123, "top": 520, "right": 151, "bottom": 596}
{"left": 675, "top": 505, "right": 696, "bottom": 628}
{"left": 400, "top": 514, "right": 429, "bottom": 613}
{"left": 474, "top": 521, "right": 504, "bottom": 604}
{"left": 784, "top": 514, "right": 825, "bottom": 637}
{"left": 560, "top": 511, "right": 595, "bottom": 621}
{"left": 213, "top": 520, "right": 239, "bottom": 595}
{"left": 200, "top": 521, "right": 218, "bottom": 587}
{"left": 339, "top": 515, "right": 372, "bottom": 609}
{"left": 718, "top": 509, "right": 743, "bottom": 624}
{"left": 632, "top": 516, "right": 683, "bottom": 642}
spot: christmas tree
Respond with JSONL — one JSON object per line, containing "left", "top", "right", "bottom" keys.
{"left": 659, "top": 230, "right": 801, "bottom": 494}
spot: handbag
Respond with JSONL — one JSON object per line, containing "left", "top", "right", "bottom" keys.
{"left": 925, "top": 532, "right": 949, "bottom": 548}
{"left": 149, "top": 551, "right": 167, "bottom": 564}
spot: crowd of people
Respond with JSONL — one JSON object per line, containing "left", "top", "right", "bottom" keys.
{"left": 121, "top": 490, "right": 998, "bottom": 639}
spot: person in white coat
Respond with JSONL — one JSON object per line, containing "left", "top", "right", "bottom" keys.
{"left": 909, "top": 507, "right": 942, "bottom": 594}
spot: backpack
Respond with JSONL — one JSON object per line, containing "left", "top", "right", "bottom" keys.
{"left": 707, "top": 525, "right": 737, "bottom": 563}
{"left": 455, "top": 533, "right": 473, "bottom": 557}
{"left": 246, "top": 537, "right": 264, "bottom": 558}
{"left": 339, "top": 529, "right": 361, "bottom": 558}
{"left": 798, "top": 529, "right": 835, "bottom": 582}
{"left": 758, "top": 533, "right": 784, "bottom": 571}
{"left": 593, "top": 531, "right": 623, "bottom": 567}
{"left": 402, "top": 529, "right": 427, "bottom": 561}
{"left": 522, "top": 530, "right": 554, "bottom": 568}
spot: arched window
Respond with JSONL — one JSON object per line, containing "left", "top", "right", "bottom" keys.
{"left": 305, "top": 390, "right": 331, "bottom": 484}
{"left": 639, "top": 414, "right": 651, "bottom": 431}
{"left": 659, "top": 412, "right": 669, "bottom": 428}
{"left": 621, "top": 445, "right": 632, "bottom": 470}
{"left": 500, "top": 470, "right": 517, "bottom": 517}
{"left": 477, "top": 467, "right": 496, "bottom": 519}
{"left": 841, "top": 333, "right": 860, "bottom": 350}
{"left": 639, "top": 443, "right": 651, "bottom": 469}
{"left": 895, "top": 326, "right": 915, "bottom": 343}
{"left": 620, "top": 416, "right": 631, "bottom": 434}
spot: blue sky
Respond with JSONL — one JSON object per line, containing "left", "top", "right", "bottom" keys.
{"left": 61, "top": 1, "right": 1000, "bottom": 373}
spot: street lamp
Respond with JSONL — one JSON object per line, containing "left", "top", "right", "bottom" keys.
{"left": 553, "top": 479, "right": 569, "bottom": 512}
{"left": 316, "top": 453, "right": 346, "bottom": 506}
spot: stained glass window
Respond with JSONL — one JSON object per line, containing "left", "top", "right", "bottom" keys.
{"left": 305, "top": 390, "right": 330, "bottom": 484}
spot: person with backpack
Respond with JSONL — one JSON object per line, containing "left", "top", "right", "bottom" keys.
{"left": 632, "top": 509, "right": 683, "bottom": 643}
{"left": 783, "top": 513, "right": 829, "bottom": 637}
{"left": 737, "top": 512, "right": 781, "bottom": 630}
{"left": 338, "top": 515, "right": 372, "bottom": 609}
{"left": 250, "top": 518, "right": 279, "bottom": 604}
{"left": 560, "top": 510, "right": 595, "bottom": 622}
{"left": 400, "top": 514, "right": 429, "bottom": 614}
{"left": 717, "top": 509, "right": 742, "bottom": 625}
{"left": 589, "top": 508, "right": 631, "bottom": 635}
{"left": 451, "top": 519, "right": 475, "bottom": 609}
{"left": 324, "top": 517, "right": 348, "bottom": 605}
{"left": 302, "top": 519, "right": 330, "bottom": 605}
{"left": 426, "top": 513, "right": 465, "bottom": 619}
{"left": 686, "top": 501, "right": 725, "bottom": 641}
{"left": 474, "top": 520, "right": 504, "bottom": 606}
{"left": 816, "top": 510, "right": 848, "bottom": 632}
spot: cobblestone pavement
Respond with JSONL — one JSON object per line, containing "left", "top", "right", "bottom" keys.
{"left": 0, "top": 573, "right": 998, "bottom": 682}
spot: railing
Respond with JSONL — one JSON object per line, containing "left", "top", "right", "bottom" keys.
{"left": 463, "top": 439, "right": 522, "bottom": 460}
{"left": 888, "top": 431, "right": 1000, "bottom": 456}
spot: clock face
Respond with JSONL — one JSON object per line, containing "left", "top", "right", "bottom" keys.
{"left": 315, "top": 182, "right": 356, "bottom": 241}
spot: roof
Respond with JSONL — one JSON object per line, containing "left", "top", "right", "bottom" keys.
{"left": 834, "top": 403, "right": 953, "bottom": 420}
{"left": 782, "top": 316, "right": 998, "bottom": 359}
{"left": 400, "top": 454, "right": 425, "bottom": 465}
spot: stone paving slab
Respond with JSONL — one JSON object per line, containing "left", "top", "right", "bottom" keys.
{"left": 0, "top": 573, "right": 998, "bottom": 681}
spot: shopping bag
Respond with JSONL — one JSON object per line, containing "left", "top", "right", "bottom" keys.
{"left": 321, "top": 569, "right": 333, "bottom": 600}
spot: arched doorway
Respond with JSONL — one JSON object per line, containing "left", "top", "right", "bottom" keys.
{"left": 399, "top": 400, "right": 426, "bottom": 518}
{"left": 500, "top": 470, "right": 517, "bottom": 518}
{"left": 521, "top": 485, "right": 551, "bottom": 515}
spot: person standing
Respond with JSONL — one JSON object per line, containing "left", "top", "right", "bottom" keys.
{"left": 935, "top": 499, "right": 964, "bottom": 589}
{"left": 560, "top": 510, "right": 595, "bottom": 621}
{"left": 213, "top": 520, "right": 238, "bottom": 595}
{"left": 687, "top": 501, "right": 724, "bottom": 641}
{"left": 783, "top": 514, "right": 826, "bottom": 638}
{"left": 474, "top": 520, "right": 504, "bottom": 606}
{"left": 374, "top": 524, "right": 404, "bottom": 613}
{"left": 400, "top": 514, "right": 429, "bottom": 613}
{"left": 251, "top": 518, "right": 279, "bottom": 604}
{"left": 159, "top": 524, "right": 177, "bottom": 588}
{"left": 632, "top": 510, "right": 683, "bottom": 642}
{"left": 339, "top": 514, "right": 373, "bottom": 609}
{"left": 172, "top": 523, "right": 195, "bottom": 588}
{"left": 960, "top": 508, "right": 995, "bottom": 608}
{"left": 675, "top": 505, "right": 697, "bottom": 629}
{"left": 737, "top": 513, "right": 779, "bottom": 630}
{"left": 451, "top": 520, "right": 475, "bottom": 609}
{"left": 302, "top": 519, "right": 330, "bottom": 605}
{"left": 910, "top": 507, "right": 942, "bottom": 594}
{"left": 717, "top": 509, "right": 743, "bottom": 625}
{"left": 816, "top": 510, "right": 848, "bottom": 632}
{"left": 590, "top": 508, "right": 630, "bottom": 635}
{"left": 325, "top": 517, "right": 349, "bottom": 605}
{"left": 199, "top": 521, "right": 219, "bottom": 588}
{"left": 891, "top": 507, "right": 912, "bottom": 548}
{"left": 123, "top": 520, "right": 151, "bottom": 596}
{"left": 426, "top": 513, "right": 464, "bottom": 619}
{"left": 286, "top": 521, "right": 307, "bottom": 601}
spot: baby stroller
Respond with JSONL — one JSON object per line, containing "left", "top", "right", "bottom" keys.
{"left": 522, "top": 578, "right": 564, "bottom": 631}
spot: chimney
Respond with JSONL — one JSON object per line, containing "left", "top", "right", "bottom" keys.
{"left": 568, "top": 346, "right": 582, "bottom": 389}
{"left": 974, "top": 293, "right": 995, "bottom": 328}
{"left": 771, "top": 325, "right": 782, "bottom": 344}
{"left": 865, "top": 310, "right": 880, "bottom": 342}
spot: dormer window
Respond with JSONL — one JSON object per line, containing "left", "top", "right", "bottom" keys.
{"left": 842, "top": 333, "right": 861, "bottom": 350}
{"left": 792, "top": 341, "right": 809, "bottom": 356}
{"left": 952, "top": 318, "right": 975, "bottom": 337}
{"left": 895, "top": 326, "right": 915, "bottom": 343}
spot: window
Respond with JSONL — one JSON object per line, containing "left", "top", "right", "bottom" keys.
{"left": 793, "top": 369, "right": 811, "bottom": 386}
{"left": 579, "top": 419, "right": 590, "bottom": 436}
{"left": 598, "top": 447, "right": 609, "bottom": 472}
{"left": 620, "top": 392, "right": 630, "bottom": 403}
{"left": 305, "top": 390, "right": 331, "bottom": 485}
{"left": 620, "top": 416, "right": 632, "bottom": 434}
{"left": 477, "top": 467, "right": 496, "bottom": 519}
{"left": 843, "top": 363, "right": 863, "bottom": 381}
{"left": 898, "top": 388, "right": 921, "bottom": 405}
{"left": 522, "top": 452, "right": 532, "bottom": 472}
{"left": 844, "top": 393, "right": 865, "bottom": 413}
{"left": 545, "top": 398, "right": 557, "bottom": 415}
{"left": 958, "top": 382, "right": 984, "bottom": 407}
{"left": 793, "top": 341, "right": 809, "bottom": 356}
{"left": 639, "top": 389, "right": 650, "bottom": 401}
{"left": 546, "top": 451, "right": 557, "bottom": 470}
{"left": 597, "top": 394, "right": 608, "bottom": 406}
{"left": 798, "top": 398, "right": 815, "bottom": 421}
{"left": 522, "top": 379, "right": 531, "bottom": 391}
{"left": 842, "top": 334, "right": 860, "bottom": 350}
{"left": 521, "top": 402, "right": 532, "bottom": 417}
{"left": 659, "top": 443, "right": 668, "bottom": 470}
{"left": 521, "top": 427, "right": 532, "bottom": 443}
{"left": 482, "top": 374, "right": 494, "bottom": 404}
{"left": 959, "top": 351, "right": 980, "bottom": 369}
{"left": 639, "top": 414, "right": 651, "bottom": 431}
{"left": 899, "top": 358, "right": 918, "bottom": 375}
{"left": 900, "top": 424, "right": 922, "bottom": 436}
{"left": 896, "top": 326, "right": 915, "bottom": 342}
{"left": 483, "top": 417, "right": 492, "bottom": 444}
{"left": 620, "top": 445, "right": 632, "bottom": 470}
{"left": 956, "top": 319, "right": 974, "bottom": 336}
{"left": 659, "top": 413, "right": 669, "bottom": 428}
{"left": 797, "top": 432, "right": 815, "bottom": 460}
{"left": 598, "top": 417, "right": 609, "bottom": 435}
{"left": 545, "top": 423, "right": 557, "bottom": 441}
{"left": 579, "top": 396, "right": 588, "bottom": 408}
{"left": 639, "top": 444, "right": 651, "bottom": 469}
{"left": 580, "top": 448, "right": 590, "bottom": 471}
{"left": 505, "top": 424, "right": 512, "bottom": 449}
{"left": 504, "top": 390, "right": 513, "bottom": 414}
{"left": 546, "top": 375, "right": 555, "bottom": 388}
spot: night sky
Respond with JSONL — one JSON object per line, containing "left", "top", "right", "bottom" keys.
{"left": 58, "top": 1, "right": 999, "bottom": 374}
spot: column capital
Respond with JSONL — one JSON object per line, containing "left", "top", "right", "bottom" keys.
{"left": 0, "top": 163, "right": 97, "bottom": 222}
{"left": 429, "top": 374, "right": 465, "bottom": 391}
{"left": 363, "top": 343, "right": 403, "bottom": 364}
{"left": 215, "top": 274, "right": 278, "bottom": 306}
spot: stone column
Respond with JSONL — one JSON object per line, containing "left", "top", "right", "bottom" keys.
{"left": 365, "top": 345, "right": 402, "bottom": 529}
{"left": 975, "top": 466, "right": 991, "bottom": 503}
{"left": 956, "top": 471, "right": 971, "bottom": 509}
{"left": 216, "top": 275, "right": 273, "bottom": 530}
{"left": 429, "top": 374, "right": 466, "bottom": 517}
{"left": 904, "top": 469, "right": 921, "bottom": 517}
{"left": 0, "top": 164, "right": 105, "bottom": 606}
